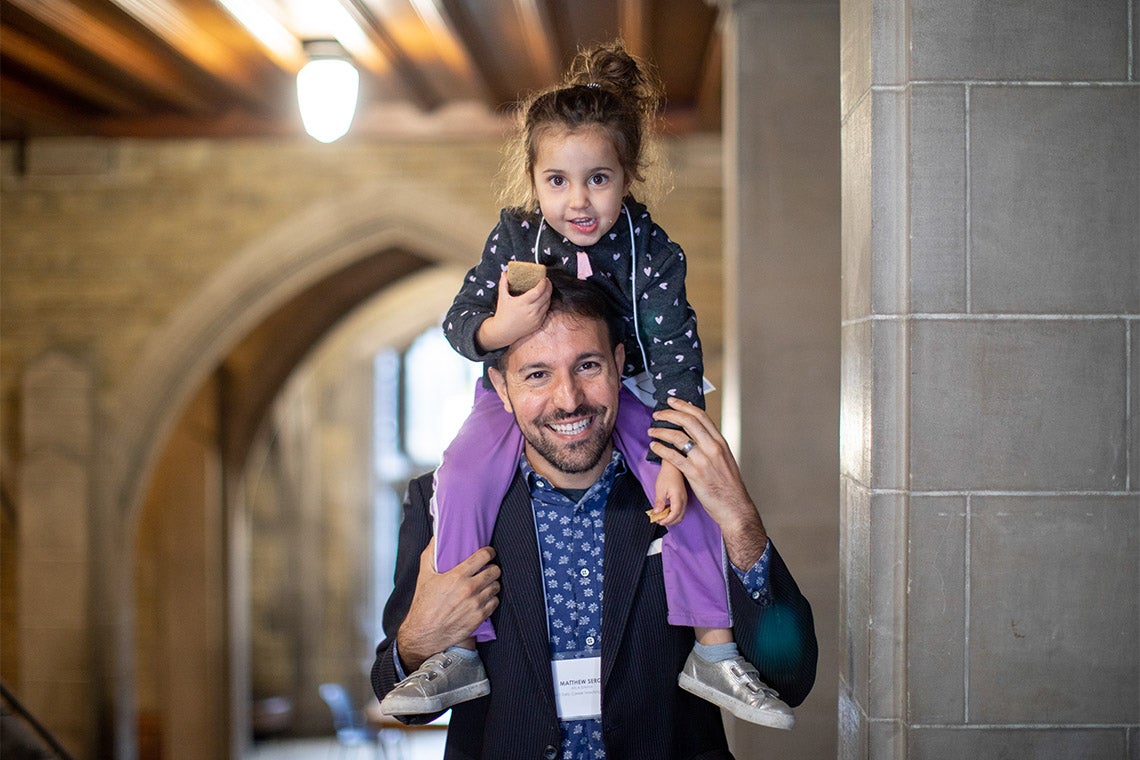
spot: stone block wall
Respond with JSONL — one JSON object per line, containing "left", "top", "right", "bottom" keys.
{"left": 841, "top": 0, "right": 1138, "bottom": 757}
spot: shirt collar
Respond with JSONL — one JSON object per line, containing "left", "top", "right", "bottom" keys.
{"left": 520, "top": 449, "right": 626, "bottom": 504}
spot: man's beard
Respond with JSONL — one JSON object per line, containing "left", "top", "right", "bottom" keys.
{"left": 523, "top": 404, "right": 613, "bottom": 475}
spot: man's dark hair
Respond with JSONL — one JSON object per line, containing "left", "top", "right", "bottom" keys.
{"left": 545, "top": 268, "right": 623, "bottom": 346}
{"left": 493, "top": 269, "right": 623, "bottom": 370}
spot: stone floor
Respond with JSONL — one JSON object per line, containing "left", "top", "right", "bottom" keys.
{"left": 246, "top": 730, "right": 447, "bottom": 760}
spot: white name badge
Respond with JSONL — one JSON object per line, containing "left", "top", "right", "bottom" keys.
{"left": 551, "top": 654, "right": 602, "bottom": 720}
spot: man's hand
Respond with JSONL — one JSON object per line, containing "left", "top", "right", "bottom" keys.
{"left": 396, "top": 538, "right": 501, "bottom": 671}
{"left": 649, "top": 398, "right": 768, "bottom": 571}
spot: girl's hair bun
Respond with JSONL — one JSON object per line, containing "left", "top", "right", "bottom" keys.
{"left": 564, "top": 40, "right": 662, "bottom": 120}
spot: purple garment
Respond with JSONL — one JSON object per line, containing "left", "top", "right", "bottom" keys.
{"left": 431, "top": 385, "right": 730, "bottom": 642}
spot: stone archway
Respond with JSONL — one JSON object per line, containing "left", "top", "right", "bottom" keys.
{"left": 92, "top": 186, "right": 490, "bottom": 758}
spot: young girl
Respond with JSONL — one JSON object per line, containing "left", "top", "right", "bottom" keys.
{"left": 380, "top": 40, "right": 793, "bottom": 730}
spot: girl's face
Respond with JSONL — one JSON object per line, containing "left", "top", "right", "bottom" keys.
{"left": 531, "top": 125, "right": 629, "bottom": 248}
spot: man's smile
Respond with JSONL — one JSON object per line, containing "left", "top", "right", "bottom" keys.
{"left": 547, "top": 416, "right": 594, "bottom": 436}
{"left": 539, "top": 404, "right": 604, "bottom": 439}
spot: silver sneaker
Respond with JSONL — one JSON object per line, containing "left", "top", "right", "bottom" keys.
{"left": 379, "top": 651, "right": 490, "bottom": 716}
{"left": 678, "top": 651, "right": 795, "bottom": 729}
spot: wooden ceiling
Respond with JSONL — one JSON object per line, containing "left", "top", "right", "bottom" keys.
{"left": 0, "top": 0, "right": 723, "bottom": 141}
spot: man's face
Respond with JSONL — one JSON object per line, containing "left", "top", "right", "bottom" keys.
{"left": 489, "top": 311, "right": 624, "bottom": 489}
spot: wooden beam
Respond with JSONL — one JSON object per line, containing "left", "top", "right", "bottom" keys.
{"left": 0, "top": 71, "right": 101, "bottom": 134}
{"left": 434, "top": 0, "right": 516, "bottom": 108}
{"left": 399, "top": 0, "right": 490, "bottom": 100}
{"left": 82, "top": 107, "right": 299, "bottom": 138}
{"left": 212, "top": 0, "right": 306, "bottom": 72}
{"left": 0, "top": 23, "right": 151, "bottom": 113}
{"left": 4, "top": 0, "right": 216, "bottom": 112}
{"left": 511, "top": 0, "right": 559, "bottom": 83}
{"left": 337, "top": 0, "right": 444, "bottom": 110}
{"left": 619, "top": 0, "right": 648, "bottom": 58}
{"left": 105, "top": 0, "right": 284, "bottom": 110}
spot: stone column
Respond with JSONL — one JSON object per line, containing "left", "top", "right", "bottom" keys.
{"left": 720, "top": 1, "right": 841, "bottom": 758}
{"left": 18, "top": 353, "right": 95, "bottom": 757}
{"left": 145, "top": 381, "right": 227, "bottom": 760}
{"left": 840, "top": 0, "right": 1138, "bottom": 757}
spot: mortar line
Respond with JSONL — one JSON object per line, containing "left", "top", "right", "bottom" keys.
{"left": 909, "top": 79, "right": 1137, "bottom": 87}
{"left": 1127, "top": 320, "right": 1133, "bottom": 493}
{"left": 963, "top": 493, "right": 971, "bottom": 723}
{"left": 843, "top": 313, "right": 1129, "bottom": 326}
{"left": 1129, "top": 0, "right": 1135, "bottom": 81}
{"left": 964, "top": 85, "right": 972, "bottom": 313}
{"left": 910, "top": 722, "right": 1139, "bottom": 730}
{"left": 873, "top": 488, "right": 1133, "bottom": 497}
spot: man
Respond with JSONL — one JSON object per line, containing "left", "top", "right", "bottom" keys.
{"left": 371, "top": 273, "right": 816, "bottom": 758}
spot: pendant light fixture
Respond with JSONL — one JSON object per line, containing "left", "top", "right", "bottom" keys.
{"left": 297, "top": 40, "right": 359, "bottom": 143}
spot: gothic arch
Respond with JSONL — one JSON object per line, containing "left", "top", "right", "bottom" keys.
{"left": 94, "top": 184, "right": 489, "bottom": 756}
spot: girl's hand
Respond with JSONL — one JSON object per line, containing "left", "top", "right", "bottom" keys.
{"left": 476, "top": 270, "right": 552, "bottom": 352}
{"left": 647, "top": 459, "right": 688, "bottom": 526}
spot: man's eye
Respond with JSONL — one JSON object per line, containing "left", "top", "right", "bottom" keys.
{"left": 526, "top": 371, "right": 548, "bottom": 382}
{"left": 578, "top": 361, "right": 601, "bottom": 373}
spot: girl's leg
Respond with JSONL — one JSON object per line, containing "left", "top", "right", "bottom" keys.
{"left": 431, "top": 382, "right": 524, "bottom": 642}
{"left": 612, "top": 391, "right": 792, "bottom": 729}
{"left": 610, "top": 388, "right": 731, "bottom": 629}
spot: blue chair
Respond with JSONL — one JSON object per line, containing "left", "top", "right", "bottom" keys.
{"left": 317, "top": 683, "right": 381, "bottom": 758}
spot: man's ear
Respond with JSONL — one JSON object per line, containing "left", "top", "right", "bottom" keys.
{"left": 487, "top": 367, "right": 514, "bottom": 414}
{"left": 613, "top": 342, "right": 625, "bottom": 373}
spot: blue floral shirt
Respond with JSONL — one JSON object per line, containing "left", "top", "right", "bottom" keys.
{"left": 520, "top": 453, "right": 772, "bottom": 759}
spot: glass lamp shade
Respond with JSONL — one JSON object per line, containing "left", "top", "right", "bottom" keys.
{"left": 296, "top": 58, "right": 359, "bottom": 143}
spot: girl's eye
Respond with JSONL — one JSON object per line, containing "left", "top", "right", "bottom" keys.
{"left": 589, "top": 174, "right": 608, "bottom": 186}
{"left": 549, "top": 176, "right": 566, "bottom": 187}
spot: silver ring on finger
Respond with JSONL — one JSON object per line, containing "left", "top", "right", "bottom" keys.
{"left": 680, "top": 439, "right": 696, "bottom": 455}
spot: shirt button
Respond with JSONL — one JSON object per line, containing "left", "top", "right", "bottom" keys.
{"left": 579, "top": 568, "right": 590, "bottom": 577}
{"left": 543, "top": 745, "right": 558, "bottom": 760}
{"left": 751, "top": 591, "right": 761, "bottom": 600}
{"left": 586, "top": 636, "right": 596, "bottom": 646}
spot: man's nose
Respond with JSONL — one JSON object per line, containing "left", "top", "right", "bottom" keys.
{"left": 552, "top": 372, "right": 585, "bottom": 409}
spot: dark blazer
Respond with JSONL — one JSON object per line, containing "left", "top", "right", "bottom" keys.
{"left": 372, "top": 470, "right": 817, "bottom": 760}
